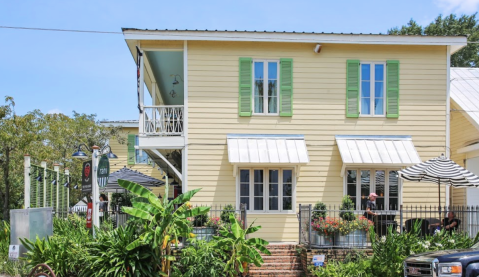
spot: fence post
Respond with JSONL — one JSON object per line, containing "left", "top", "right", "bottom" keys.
{"left": 308, "top": 204, "right": 312, "bottom": 249}
{"left": 298, "top": 204, "right": 302, "bottom": 245}
{"left": 400, "top": 204, "right": 403, "bottom": 234}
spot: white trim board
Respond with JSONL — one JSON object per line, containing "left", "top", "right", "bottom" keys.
{"left": 123, "top": 30, "right": 467, "bottom": 53}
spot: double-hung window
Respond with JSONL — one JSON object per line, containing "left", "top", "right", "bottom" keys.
{"left": 360, "top": 62, "right": 386, "bottom": 116}
{"left": 345, "top": 169, "right": 400, "bottom": 210}
{"left": 253, "top": 60, "right": 279, "bottom": 115}
{"left": 239, "top": 168, "right": 294, "bottom": 213}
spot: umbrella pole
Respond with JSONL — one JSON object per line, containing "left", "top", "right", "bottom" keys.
{"left": 438, "top": 178, "right": 441, "bottom": 224}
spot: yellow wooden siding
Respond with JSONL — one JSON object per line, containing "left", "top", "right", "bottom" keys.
{"left": 450, "top": 102, "right": 479, "bottom": 206}
{"left": 185, "top": 41, "right": 447, "bottom": 242}
{"left": 108, "top": 127, "right": 169, "bottom": 198}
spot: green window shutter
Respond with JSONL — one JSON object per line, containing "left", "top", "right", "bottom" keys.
{"left": 280, "top": 58, "right": 293, "bottom": 116}
{"left": 346, "top": 60, "right": 360, "bottom": 118}
{"left": 239, "top": 57, "right": 252, "bottom": 116}
{"left": 127, "top": 134, "right": 136, "bottom": 165}
{"left": 386, "top": 60, "right": 400, "bottom": 118}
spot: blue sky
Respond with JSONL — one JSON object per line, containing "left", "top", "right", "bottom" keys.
{"left": 0, "top": 0, "right": 478, "bottom": 120}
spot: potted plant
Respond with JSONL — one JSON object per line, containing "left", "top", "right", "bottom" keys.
{"left": 335, "top": 216, "right": 373, "bottom": 247}
{"left": 311, "top": 217, "right": 339, "bottom": 246}
{"left": 339, "top": 195, "right": 355, "bottom": 221}
{"left": 191, "top": 214, "right": 216, "bottom": 241}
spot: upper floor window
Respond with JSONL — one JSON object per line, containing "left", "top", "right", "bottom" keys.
{"left": 345, "top": 168, "right": 400, "bottom": 210}
{"left": 360, "top": 62, "right": 385, "bottom": 116}
{"left": 239, "top": 168, "right": 294, "bottom": 213}
{"left": 253, "top": 60, "right": 279, "bottom": 115}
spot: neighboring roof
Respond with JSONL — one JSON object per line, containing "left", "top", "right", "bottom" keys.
{"left": 450, "top": 68, "right": 479, "bottom": 131}
{"left": 335, "top": 135, "right": 422, "bottom": 177}
{"left": 227, "top": 134, "right": 309, "bottom": 164}
{"left": 122, "top": 29, "right": 467, "bottom": 53}
{"left": 100, "top": 120, "right": 139, "bottom": 128}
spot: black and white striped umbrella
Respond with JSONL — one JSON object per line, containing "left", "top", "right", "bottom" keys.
{"left": 398, "top": 154, "right": 479, "bottom": 213}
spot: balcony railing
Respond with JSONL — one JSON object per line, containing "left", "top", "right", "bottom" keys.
{"left": 141, "top": 105, "right": 184, "bottom": 136}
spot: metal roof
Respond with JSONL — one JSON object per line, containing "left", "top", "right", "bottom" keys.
{"left": 335, "top": 135, "right": 422, "bottom": 176}
{"left": 122, "top": 28, "right": 466, "bottom": 37}
{"left": 450, "top": 68, "right": 479, "bottom": 131}
{"left": 227, "top": 134, "right": 309, "bottom": 164}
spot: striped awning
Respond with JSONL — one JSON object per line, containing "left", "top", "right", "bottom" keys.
{"left": 398, "top": 154, "right": 479, "bottom": 188}
{"left": 227, "top": 134, "right": 309, "bottom": 164}
{"left": 336, "top": 135, "right": 422, "bottom": 176}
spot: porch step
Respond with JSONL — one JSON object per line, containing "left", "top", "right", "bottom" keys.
{"left": 249, "top": 244, "right": 304, "bottom": 277}
{"left": 248, "top": 269, "right": 304, "bottom": 277}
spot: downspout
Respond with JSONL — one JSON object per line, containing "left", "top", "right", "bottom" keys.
{"left": 446, "top": 45, "right": 451, "bottom": 206}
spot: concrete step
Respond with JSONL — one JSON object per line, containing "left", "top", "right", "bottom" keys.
{"left": 266, "top": 250, "right": 298, "bottom": 256}
{"left": 265, "top": 244, "right": 297, "bottom": 250}
{"left": 248, "top": 269, "right": 304, "bottom": 277}
{"left": 250, "top": 262, "right": 301, "bottom": 270}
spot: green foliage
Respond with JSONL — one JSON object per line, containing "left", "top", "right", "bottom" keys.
{"left": 1, "top": 221, "right": 10, "bottom": 256}
{"left": 171, "top": 240, "right": 227, "bottom": 277}
{"left": 213, "top": 215, "right": 271, "bottom": 277}
{"left": 110, "top": 192, "right": 136, "bottom": 209}
{"left": 220, "top": 204, "right": 235, "bottom": 222}
{"left": 81, "top": 226, "right": 157, "bottom": 277}
{"left": 0, "top": 256, "right": 28, "bottom": 277}
{"left": 312, "top": 202, "right": 327, "bottom": 221}
{"left": 388, "top": 13, "right": 479, "bottom": 67}
{"left": 118, "top": 179, "right": 210, "bottom": 275}
{"left": 339, "top": 195, "right": 355, "bottom": 221}
{"left": 309, "top": 258, "right": 373, "bottom": 277}
{"left": 193, "top": 214, "right": 208, "bottom": 227}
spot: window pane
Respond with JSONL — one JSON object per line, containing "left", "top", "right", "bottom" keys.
{"left": 269, "top": 183, "right": 278, "bottom": 197}
{"left": 361, "top": 64, "right": 370, "bottom": 80}
{"left": 360, "top": 170, "right": 370, "bottom": 209}
{"left": 375, "top": 64, "right": 384, "bottom": 81}
{"left": 376, "top": 198, "right": 385, "bottom": 211}
{"left": 240, "top": 183, "right": 249, "bottom": 196}
{"left": 375, "top": 170, "right": 385, "bottom": 197}
{"left": 254, "top": 170, "right": 263, "bottom": 183}
{"left": 347, "top": 170, "right": 357, "bottom": 197}
{"left": 269, "top": 197, "right": 278, "bottom": 210}
{"left": 283, "top": 197, "right": 292, "bottom": 210}
{"left": 361, "top": 97, "right": 370, "bottom": 115}
{"left": 240, "top": 197, "right": 249, "bottom": 210}
{"left": 283, "top": 170, "right": 292, "bottom": 183}
{"left": 361, "top": 81, "right": 370, "bottom": 97}
{"left": 254, "top": 183, "right": 263, "bottom": 196}
{"left": 389, "top": 198, "right": 398, "bottom": 210}
{"left": 270, "top": 170, "right": 278, "bottom": 183}
{"left": 240, "top": 170, "right": 249, "bottom": 183}
{"left": 283, "top": 184, "right": 292, "bottom": 197}
{"left": 254, "top": 197, "right": 264, "bottom": 210}
{"left": 375, "top": 82, "right": 384, "bottom": 98}
{"left": 375, "top": 97, "right": 384, "bottom": 115}
{"left": 254, "top": 62, "right": 264, "bottom": 114}
{"left": 268, "top": 62, "right": 277, "bottom": 79}
{"left": 389, "top": 171, "right": 398, "bottom": 197}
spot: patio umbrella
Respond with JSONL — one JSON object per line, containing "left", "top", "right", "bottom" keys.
{"left": 398, "top": 154, "right": 479, "bottom": 218}
{"left": 101, "top": 166, "right": 165, "bottom": 193}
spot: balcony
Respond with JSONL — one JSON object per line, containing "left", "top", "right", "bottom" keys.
{"left": 141, "top": 105, "right": 184, "bottom": 136}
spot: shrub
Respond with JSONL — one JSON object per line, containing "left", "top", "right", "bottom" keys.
{"left": 312, "top": 202, "right": 327, "bottom": 221}
{"left": 0, "top": 256, "right": 28, "bottom": 277}
{"left": 171, "top": 240, "right": 227, "bottom": 277}
{"left": 339, "top": 195, "right": 355, "bottom": 221}
{"left": 1, "top": 221, "right": 9, "bottom": 256}
{"left": 311, "top": 217, "right": 340, "bottom": 236}
{"left": 220, "top": 204, "right": 235, "bottom": 222}
{"left": 80, "top": 225, "right": 157, "bottom": 277}
{"left": 206, "top": 217, "right": 222, "bottom": 229}
{"left": 193, "top": 214, "right": 208, "bottom": 227}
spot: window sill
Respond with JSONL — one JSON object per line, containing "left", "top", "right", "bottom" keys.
{"left": 358, "top": 115, "right": 386, "bottom": 118}
{"left": 251, "top": 113, "right": 280, "bottom": 117}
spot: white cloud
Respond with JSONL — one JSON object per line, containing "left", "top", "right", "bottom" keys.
{"left": 435, "top": 0, "right": 479, "bottom": 14}
{"left": 47, "top": 108, "right": 63, "bottom": 114}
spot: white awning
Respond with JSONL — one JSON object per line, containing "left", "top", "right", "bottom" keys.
{"left": 227, "top": 134, "right": 309, "bottom": 176}
{"left": 335, "top": 135, "right": 422, "bottom": 177}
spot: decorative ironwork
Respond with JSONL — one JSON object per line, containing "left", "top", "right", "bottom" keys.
{"left": 142, "top": 105, "right": 184, "bottom": 136}
{"left": 28, "top": 264, "right": 56, "bottom": 277}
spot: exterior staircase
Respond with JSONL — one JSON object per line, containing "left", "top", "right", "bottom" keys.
{"left": 248, "top": 244, "right": 304, "bottom": 277}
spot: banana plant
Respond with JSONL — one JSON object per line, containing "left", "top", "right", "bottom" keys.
{"left": 213, "top": 215, "right": 271, "bottom": 277}
{"left": 118, "top": 179, "right": 210, "bottom": 276}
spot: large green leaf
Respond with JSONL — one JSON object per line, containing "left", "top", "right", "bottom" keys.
{"left": 118, "top": 179, "right": 157, "bottom": 200}
{"left": 180, "top": 206, "right": 210, "bottom": 218}
{"left": 132, "top": 202, "right": 161, "bottom": 215}
{"left": 246, "top": 237, "right": 269, "bottom": 246}
{"left": 122, "top": 207, "right": 153, "bottom": 221}
{"left": 245, "top": 225, "right": 261, "bottom": 235}
{"left": 170, "top": 188, "right": 202, "bottom": 205}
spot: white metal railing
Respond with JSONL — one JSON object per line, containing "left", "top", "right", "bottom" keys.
{"left": 141, "top": 105, "right": 184, "bottom": 136}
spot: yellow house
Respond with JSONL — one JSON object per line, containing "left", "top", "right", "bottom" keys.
{"left": 99, "top": 120, "right": 177, "bottom": 199}
{"left": 450, "top": 68, "right": 479, "bottom": 207}
{"left": 121, "top": 29, "right": 467, "bottom": 242}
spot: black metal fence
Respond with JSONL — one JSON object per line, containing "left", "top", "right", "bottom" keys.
{"left": 299, "top": 204, "right": 479, "bottom": 249}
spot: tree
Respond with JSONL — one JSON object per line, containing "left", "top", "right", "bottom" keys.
{"left": 0, "top": 96, "right": 125, "bottom": 220}
{"left": 388, "top": 13, "right": 479, "bottom": 67}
